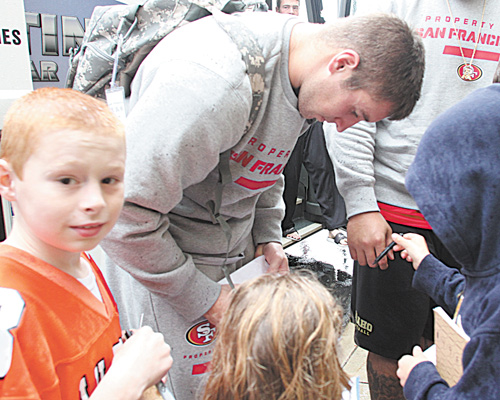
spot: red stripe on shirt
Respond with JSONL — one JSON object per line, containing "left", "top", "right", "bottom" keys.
{"left": 443, "top": 45, "right": 500, "bottom": 61}
{"left": 235, "top": 177, "right": 277, "bottom": 190}
{"left": 192, "top": 362, "right": 210, "bottom": 375}
{"left": 378, "top": 202, "right": 432, "bottom": 230}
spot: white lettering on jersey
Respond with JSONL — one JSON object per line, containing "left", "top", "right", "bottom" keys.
{"left": 79, "top": 375, "right": 90, "bottom": 399}
{"left": 0, "top": 288, "right": 25, "bottom": 378}
{"left": 94, "top": 358, "right": 106, "bottom": 384}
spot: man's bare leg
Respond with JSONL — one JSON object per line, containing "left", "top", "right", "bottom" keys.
{"left": 367, "top": 352, "right": 405, "bottom": 400}
{"left": 367, "top": 337, "right": 432, "bottom": 400}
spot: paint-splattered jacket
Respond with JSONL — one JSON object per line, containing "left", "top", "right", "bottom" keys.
{"left": 101, "top": 11, "right": 307, "bottom": 326}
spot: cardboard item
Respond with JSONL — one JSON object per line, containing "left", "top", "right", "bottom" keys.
{"left": 433, "top": 306, "right": 470, "bottom": 386}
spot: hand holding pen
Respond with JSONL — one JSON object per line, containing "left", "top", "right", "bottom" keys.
{"left": 122, "top": 314, "right": 174, "bottom": 400}
{"left": 390, "top": 232, "right": 430, "bottom": 271}
{"left": 372, "top": 233, "right": 404, "bottom": 267}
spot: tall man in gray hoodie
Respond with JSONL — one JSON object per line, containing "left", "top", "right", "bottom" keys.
{"left": 101, "top": 10, "right": 424, "bottom": 400}
{"left": 327, "top": 0, "right": 500, "bottom": 399}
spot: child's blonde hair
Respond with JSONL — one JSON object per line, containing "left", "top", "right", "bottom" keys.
{"left": 1, "top": 87, "right": 124, "bottom": 178}
{"left": 203, "top": 271, "right": 351, "bottom": 400}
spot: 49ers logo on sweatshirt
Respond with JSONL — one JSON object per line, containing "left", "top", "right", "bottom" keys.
{"left": 186, "top": 320, "right": 217, "bottom": 346}
{"left": 457, "top": 63, "right": 483, "bottom": 81}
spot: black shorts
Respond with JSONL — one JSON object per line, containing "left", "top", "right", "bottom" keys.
{"left": 351, "top": 221, "right": 459, "bottom": 360}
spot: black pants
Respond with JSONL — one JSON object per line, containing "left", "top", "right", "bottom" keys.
{"left": 281, "top": 121, "right": 347, "bottom": 232}
{"left": 351, "top": 221, "right": 460, "bottom": 359}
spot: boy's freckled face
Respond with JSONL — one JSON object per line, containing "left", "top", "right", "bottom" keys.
{"left": 12, "top": 129, "right": 126, "bottom": 254}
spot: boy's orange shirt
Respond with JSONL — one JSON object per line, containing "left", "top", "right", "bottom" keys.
{"left": 0, "top": 245, "right": 122, "bottom": 399}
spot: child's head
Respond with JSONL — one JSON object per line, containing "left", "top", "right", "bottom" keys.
{"left": 1, "top": 87, "right": 124, "bottom": 178}
{"left": 0, "top": 87, "right": 126, "bottom": 253}
{"left": 203, "top": 271, "right": 351, "bottom": 400}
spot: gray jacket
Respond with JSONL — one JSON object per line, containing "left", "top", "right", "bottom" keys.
{"left": 326, "top": 0, "right": 500, "bottom": 219}
{"left": 101, "top": 12, "right": 307, "bottom": 323}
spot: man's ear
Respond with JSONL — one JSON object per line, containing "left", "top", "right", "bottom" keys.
{"left": 327, "top": 49, "right": 360, "bottom": 74}
{"left": 0, "top": 160, "right": 17, "bottom": 202}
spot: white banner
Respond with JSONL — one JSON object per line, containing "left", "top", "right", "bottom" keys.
{"left": 0, "top": 0, "right": 33, "bottom": 130}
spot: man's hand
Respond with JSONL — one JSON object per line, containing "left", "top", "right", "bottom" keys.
{"left": 255, "top": 241, "right": 289, "bottom": 274}
{"left": 203, "top": 284, "right": 234, "bottom": 326}
{"left": 397, "top": 346, "right": 429, "bottom": 387}
{"left": 203, "top": 242, "right": 288, "bottom": 326}
{"left": 347, "top": 211, "right": 393, "bottom": 269}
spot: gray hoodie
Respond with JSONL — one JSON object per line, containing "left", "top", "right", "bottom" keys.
{"left": 100, "top": 12, "right": 306, "bottom": 399}
{"left": 326, "top": 0, "right": 500, "bottom": 218}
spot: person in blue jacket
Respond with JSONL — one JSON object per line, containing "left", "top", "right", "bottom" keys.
{"left": 390, "top": 84, "right": 500, "bottom": 400}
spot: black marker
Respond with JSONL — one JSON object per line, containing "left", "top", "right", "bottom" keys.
{"left": 373, "top": 233, "right": 403, "bottom": 265}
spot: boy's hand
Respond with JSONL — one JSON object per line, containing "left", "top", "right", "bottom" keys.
{"left": 392, "top": 233, "right": 430, "bottom": 270}
{"left": 118, "top": 326, "right": 173, "bottom": 388}
{"left": 92, "top": 326, "right": 172, "bottom": 400}
{"left": 397, "top": 346, "right": 429, "bottom": 387}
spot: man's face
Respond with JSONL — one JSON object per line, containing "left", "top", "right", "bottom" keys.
{"left": 298, "top": 73, "right": 393, "bottom": 132}
{"left": 277, "top": 0, "right": 299, "bottom": 16}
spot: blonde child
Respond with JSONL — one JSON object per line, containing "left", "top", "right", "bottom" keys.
{"left": 202, "top": 271, "right": 351, "bottom": 400}
{"left": 0, "top": 88, "right": 172, "bottom": 399}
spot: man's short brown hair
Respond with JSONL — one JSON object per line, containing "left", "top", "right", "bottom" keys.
{"left": 319, "top": 13, "right": 425, "bottom": 120}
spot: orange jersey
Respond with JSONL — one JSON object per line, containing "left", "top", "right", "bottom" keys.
{"left": 0, "top": 245, "right": 122, "bottom": 399}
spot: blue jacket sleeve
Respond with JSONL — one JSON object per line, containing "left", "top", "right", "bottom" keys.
{"left": 404, "top": 334, "right": 500, "bottom": 400}
{"left": 412, "top": 254, "right": 465, "bottom": 316}
{"left": 403, "top": 362, "right": 449, "bottom": 400}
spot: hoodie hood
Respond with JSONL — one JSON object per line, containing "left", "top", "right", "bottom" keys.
{"left": 406, "top": 84, "right": 500, "bottom": 278}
